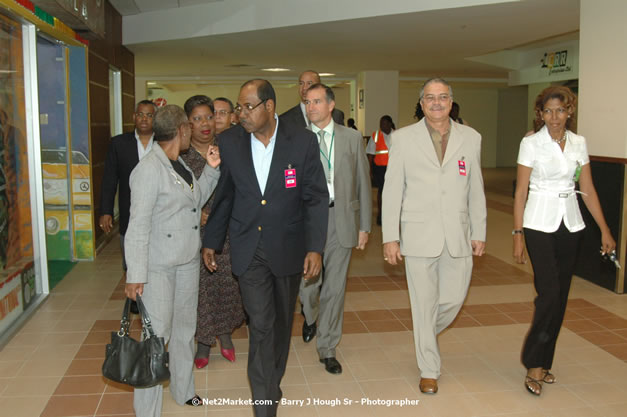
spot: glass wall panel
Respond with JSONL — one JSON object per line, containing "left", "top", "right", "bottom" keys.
{"left": 0, "top": 14, "right": 36, "bottom": 334}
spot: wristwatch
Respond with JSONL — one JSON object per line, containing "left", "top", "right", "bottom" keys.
{"left": 512, "top": 229, "right": 523, "bottom": 235}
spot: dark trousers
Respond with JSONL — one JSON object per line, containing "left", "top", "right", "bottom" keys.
{"left": 372, "top": 164, "right": 387, "bottom": 221}
{"left": 238, "top": 242, "right": 301, "bottom": 417}
{"left": 522, "top": 222, "right": 582, "bottom": 370}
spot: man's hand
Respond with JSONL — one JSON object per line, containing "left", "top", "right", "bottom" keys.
{"left": 202, "top": 248, "right": 217, "bottom": 272}
{"left": 356, "top": 231, "right": 369, "bottom": 250}
{"left": 383, "top": 241, "right": 403, "bottom": 265}
{"left": 206, "top": 145, "right": 221, "bottom": 168}
{"left": 125, "top": 283, "right": 144, "bottom": 301}
{"left": 99, "top": 215, "right": 113, "bottom": 233}
{"left": 471, "top": 240, "right": 486, "bottom": 256}
{"left": 303, "top": 252, "right": 322, "bottom": 281}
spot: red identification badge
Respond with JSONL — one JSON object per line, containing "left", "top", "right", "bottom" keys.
{"left": 458, "top": 160, "right": 466, "bottom": 176}
{"left": 285, "top": 168, "right": 297, "bottom": 188}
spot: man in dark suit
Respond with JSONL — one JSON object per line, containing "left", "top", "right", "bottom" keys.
{"left": 202, "top": 79, "right": 328, "bottom": 417}
{"left": 99, "top": 100, "right": 156, "bottom": 275}
{"left": 279, "top": 70, "right": 345, "bottom": 127}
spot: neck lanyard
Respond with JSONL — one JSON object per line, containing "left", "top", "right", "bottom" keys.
{"left": 319, "top": 130, "right": 334, "bottom": 173}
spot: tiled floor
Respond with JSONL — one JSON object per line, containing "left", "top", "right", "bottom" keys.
{"left": 1, "top": 167, "right": 627, "bottom": 417}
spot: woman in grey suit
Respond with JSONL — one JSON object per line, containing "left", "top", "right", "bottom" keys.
{"left": 124, "top": 105, "right": 220, "bottom": 417}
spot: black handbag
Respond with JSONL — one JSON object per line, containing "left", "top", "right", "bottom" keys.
{"left": 102, "top": 295, "right": 170, "bottom": 388}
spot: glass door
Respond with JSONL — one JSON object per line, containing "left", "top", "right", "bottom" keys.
{"left": 36, "top": 36, "right": 72, "bottom": 261}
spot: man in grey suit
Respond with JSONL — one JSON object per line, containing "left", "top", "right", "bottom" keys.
{"left": 280, "top": 70, "right": 345, "bottom": 127}
{"left": 124, "top": 105, "right": 221, "bottom": 417}
{"left": 382, "top": 78, "right": 486, "bottom": 394}
{"left": 300, "top": 83, "right": 371, "bottom": 374}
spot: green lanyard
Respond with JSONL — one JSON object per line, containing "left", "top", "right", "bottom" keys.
{"left": 319, "top": 130, "right": 335, "bottom": 174}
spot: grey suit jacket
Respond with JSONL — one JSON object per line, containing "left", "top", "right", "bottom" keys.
{"left": 280, "top": 104, "right": 345, "bottom": 127}
{"left": 125, "top": 143, "right": 220, "bottom": 284}
{"left": 323, "top": 124, "right": 371, "bottom": 248}
{"left": 382, "top": 119, "right": 486, "bottom": 258}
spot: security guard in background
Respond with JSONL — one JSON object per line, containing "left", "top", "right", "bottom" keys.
{"left": 366, "top": 115, "right": 395, "bottom": 225}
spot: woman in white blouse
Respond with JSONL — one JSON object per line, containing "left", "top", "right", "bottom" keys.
{"left": 513, "top": 86, "right": 615, "bottom": 396}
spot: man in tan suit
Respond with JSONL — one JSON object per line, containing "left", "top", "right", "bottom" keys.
{"left": 300, "top": 83, "right": 371, "bottom": 374}
{"left": 382, "top": 78, "right": 486, "bottom": 394}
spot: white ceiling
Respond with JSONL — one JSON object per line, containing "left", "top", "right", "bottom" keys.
{"left": 110, "top": 0, "right": 581, "bottom": 80}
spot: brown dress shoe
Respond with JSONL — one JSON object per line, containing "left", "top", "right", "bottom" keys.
{"left": 419, "top": 378, "right": 438, "bottom": 394}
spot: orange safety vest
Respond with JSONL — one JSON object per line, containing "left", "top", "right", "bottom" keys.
{"left": 372, "top": 130, "right": 389, "bottom": 166}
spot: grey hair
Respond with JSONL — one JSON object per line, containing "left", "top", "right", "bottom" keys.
{"left": 153, "top": 105, "right": 188, "bottom": 142}
{"left": 419, "top": 78, "right": 453, "bottom": 101}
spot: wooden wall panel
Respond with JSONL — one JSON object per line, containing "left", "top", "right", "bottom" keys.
{"left": 88, "top": 1, "right": 134, "bottom": 247}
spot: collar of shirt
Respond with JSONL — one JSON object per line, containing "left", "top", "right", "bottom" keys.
{"left": 135, "top": 130, "right": 154, "bottom": 160}
{"left": 311, "top": 120, "right": 334, "bottom": 139}
{"left": 424, "top": 119, "right": 451, "bottom": 138}
{"left": 299, "top": 102, "right": 309, "bottom": 125}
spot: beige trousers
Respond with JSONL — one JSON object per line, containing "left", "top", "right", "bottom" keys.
{"left": 404, "top": 242, "right": 473, "bottom": 379}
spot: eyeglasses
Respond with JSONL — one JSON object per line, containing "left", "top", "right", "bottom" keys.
{"left": 422, "top": 94, "right": 451, "bottom": 103}
{"left": 234, "top": 99, "right": 267, "bottom": 115}
{"left": 215, "top": 109, "right": 232, "bottom": 116}
{"left": 191, "top": 114, "right": 214, "bottom": 123}
{"left": 135, "top": 112, "right": 154, "bottom": 119}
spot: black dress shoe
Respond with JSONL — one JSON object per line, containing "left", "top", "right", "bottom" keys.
{"left": 302, "top": 320, "right": 316, "bottom": 343}
{"left": 185, "top": 395, "right": 202, "bottom": 406}
{"left": 320, "top": 357, "right": 342, "bottom": 374}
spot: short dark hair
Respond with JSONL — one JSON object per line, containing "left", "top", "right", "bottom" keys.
{"left": 135, "top": 100, "right": 156, "bottom": 112}
{"left": 214, "top": 97, "right": 234, "bottom": 112}
{"left": 307, "top": 83, "right": 335, "bottom": 102}
{"left": 183, "top": 95, "right": 214, "bottom": 117}
{"left": 241, "top": 79, "right": 276, "bottom": 106}
{"left": 380, "top": 115, "right": 395, "bottom": 130}
{"left": 153, "top": 105, "right": 188, "bottom": 142}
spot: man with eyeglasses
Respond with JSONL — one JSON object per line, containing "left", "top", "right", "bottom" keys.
{"left": 100, "top": 100, "right": 157, "bottom": 313}
{"left": 279, "top": 70, "right": 345, "bottom": 127}
{"left": 382, "top": 78, "right": 486, "bottom": 394}
{"left": 214, "top": 97, "right": 237, "bottom": 134}
{"left": 202, "top": 79, "right": 328, "bottom": 417}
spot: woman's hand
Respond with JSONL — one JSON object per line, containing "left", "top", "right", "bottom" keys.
{"left": 206, "top": 145, "right": 220, "bottom": 168}
{"left": 513, "top": 234, "right": 526, "bottom": 264}
{"left": 601, "top": 229, "right": 616, "bottom": 255}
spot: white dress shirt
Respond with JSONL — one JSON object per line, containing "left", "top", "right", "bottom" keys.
{"left": 135, "top": 130, "right": 154, "bottom": 160}
{"left": 311, "top": 120, "right": 335, "bottom": 201}
{"left": 517, "top": 126, "right": 589, "bottom": 233}
{"left": 251, "top": 114, "right": 279, "bottom": 194}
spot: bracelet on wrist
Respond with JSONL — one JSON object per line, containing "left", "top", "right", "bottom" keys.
{"left": 512, "top": 229, "right": 523, "bottom": 235}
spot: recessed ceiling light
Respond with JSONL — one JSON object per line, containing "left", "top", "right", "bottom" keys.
{"left": 147, "top": 82, "right": 157, "bottom": 85}
{"left": 319, "top": 73, "right": 335, "bottom": 77}
{"left": 261, "top": 68, "right": 291, "bottom": 72}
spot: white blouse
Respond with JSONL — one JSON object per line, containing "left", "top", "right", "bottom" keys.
{"left": 517, "top": 126, "right": 589, "bottom": 233}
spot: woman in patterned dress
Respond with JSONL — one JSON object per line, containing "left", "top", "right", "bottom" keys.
{"left": 182, "top": 95, "right": 245, "bottom": 368}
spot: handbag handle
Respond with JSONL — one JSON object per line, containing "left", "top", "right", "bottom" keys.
{"left": 117, "top": 296, "right": 157, "bottom": 340}
{"left": 134, "top": 295, "right": 157, "bottom": 339}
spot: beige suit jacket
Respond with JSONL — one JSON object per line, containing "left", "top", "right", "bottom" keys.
{"left": 327, "top": 124, "right": 372, "bottom": 247}
{"left": 382, "top": 119, "right": 486, "bottom": 258}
